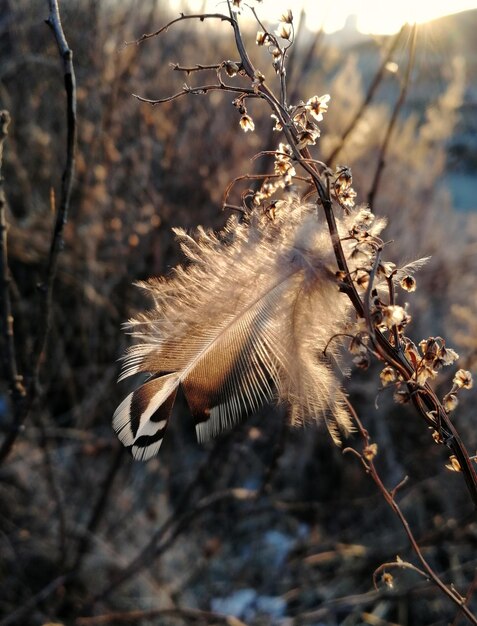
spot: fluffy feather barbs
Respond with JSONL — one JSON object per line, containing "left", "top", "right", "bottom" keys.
{"left": 113, "top": 198, "right": 371, "bottom": 460}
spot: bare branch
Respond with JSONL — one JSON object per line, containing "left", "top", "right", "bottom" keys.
{"left": 0, "top": 0, "right": 77, "bottom": 463}
{"left": 124, "top": 12, "right": 235, "bottom": 47}
{"left": 0, "top": 111, "right": 27, "bottom": 442}
{"left": 326, "top": 25, "right": 407, "bottom": 167}
{"left": 34, "top": 0, "right": 77, "bottom": 381}
{"left": 345, "top": 399, "right": 477, "bottom": 625}
{"left": 0, "top": 575, "right": 68, "bottom": 626}
{"left": 91, "top": 486, "right": 257, "bottom": 605}
{"left": 373, "top": 559, "right": 429, "bottom": 590}
{"left": 170, "top": 62, "right": 223, "bottom": 73}
{"left": 368, "top": 24, "right": 418, "bottom": 209}
{"left": 133, "top": 82, "right": 257, "bottom": 105}
{"left": 71, "top": 446, "right": 125, "bottom": 572}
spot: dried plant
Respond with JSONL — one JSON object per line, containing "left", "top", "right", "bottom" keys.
{"left": 114, "top": 1, "right": 476, "bottom": 498}
{"left": 110, "top": 1, "right": 477, "bottom": 621}
{"left": 1, "top": 1, "right": 477, "bottom": 624}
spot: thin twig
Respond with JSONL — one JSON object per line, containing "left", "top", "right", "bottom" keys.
{"left": 223, "top": 172, "right": 282, "bottom": 207}
{"left": 89, "top": 428, "right": 254, "bottom": 606}
{"left": 170, "top": 62, "right": 222, "bottom": 73}
{"left": 0, "top": 110, "right": 27, "bottom": 452}
{"left": 0, "top": 0, "right": 77, "bottom": 464}
{"left": 326, "top": 26, "right": 406, "bottom": 167}
{"left": 36, "top": 417, "right": 68, "bottom": 566}
{"left": 363, "top": 247, "right": 383, "bottom": 343}
{"left": 124, "top": 13, "right": 234, "bottom": 47}
{"left": 453, "top": 568, "right": 477, "bottom": 626}
{"left": 133, "top": 82, "right": 257, "bottom": 105}
{"left": 0, "top": 575, "right": 68, "bottom": 626}
{"left": 288, "top": 24, "right": 324, "bottom": 107}
{"left": 71, "top": 445, "right": 125, "bottom": 572}
{"left": 344, "top": 399, "right": 477, "bottom": 625}
{"left": 32, "top": 0, "right": 77, "bottom": 381}
{"left": 373, "top": 559, "right": 429, "bottom": 588}
{"left": 90, "top": 487, "right": 257, "bottom": 606}
{"left": 367, "top": 24, "right": 417, "bottom": 208}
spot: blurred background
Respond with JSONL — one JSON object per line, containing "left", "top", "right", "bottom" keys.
{"left": 1, "top": 1, "right": 477, "bottom": 624}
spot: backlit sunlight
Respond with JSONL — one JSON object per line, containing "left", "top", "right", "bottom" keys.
{"left": 172, "top": 0, "right": 477, "bottom": 34}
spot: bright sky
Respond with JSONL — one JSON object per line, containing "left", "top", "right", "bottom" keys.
{"left": 172, "top": 0, "right": 477, "bottom": 34}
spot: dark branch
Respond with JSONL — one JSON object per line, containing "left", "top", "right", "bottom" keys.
{"left": 124, "top": 12, "right": 234, "bottom": 47}
{"left": 0, "top": 111, "right": 27, "bottom": 463}
{"left": 345, "top": 400, "right": 477, "bottom": 625}
{"left": 133, "top": 82, "right": 257, "bottom": 105}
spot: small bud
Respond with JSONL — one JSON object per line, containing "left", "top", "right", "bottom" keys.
{"left": 439, "top": 347, "right": 459, "bottom": 366}
{"left": 274, "top": 158, "right": 295, "bottom": 178}
{"left": 256, "top": 31, "right": 268, "bottom": 46}
{"left": 239, "top": 114, "right": 255, "bottom": 132}
{"left": 445, "top": 455, "right": 462, "bottom": 472}
{"left": 277, "top": 142, "right": 293, "bottom": 158}
{"left": 416, "top": 364, "right": 438, "bottom": 385}
{"left": 432, "top": 429, "right": 443, "bottom": 444}
{"left": 380, "top": 366, "right": 397, "bottom": 386}
{"left": 382, "top": 305, "right": 407, "bottom": 329}
{"left": 444, "top": 393, "right": 459, "bottom": 412}
{"left": 306, "top": 94, "right": 330, "bottom": 122}
{"left": 279, "top": 9, "right": 293, "bottom": 24}
{"left": 252, "top": 69, "right": 265, "bottom": 94}
{"left": 270, "top": 114, "right": 282, "bottom": 131}
{"left": 382, "top": 572, "right": 394, "bottom": 589}
{"left": 339, "top": 187, "right": 357, "bottom": 209}
{"left": 272, "top": 56, "right": 282, "bottom": 75}
{"left": 453, "top": 369, "right": 473, "bottom": 389}
{"left": 377, "top": 261, "right": 396, "bottom": 278}
{"left": 400, "top": 275, "right": 416, "bottom": 292}
{"left": 355, "top": 270, "right": 370, "bottom": 291}
{"left": 363, "top": 443, "right": 378, "bottom": 461}
{"left": 293, "top": 108, "right": 307, "bottom": 128}
{"left": 296, "top": 128, "right": 320, "bottom": 150}
{"left": 419, "top": 337, "right": 439, "bottom": 357}
{"left": 224, "top": 60, "right": 240, "bottom": 77}
{"left": 403, "top": 339, "right": 420, "bottom": 367}
{"left": 335, "top": 165, "right": 353, "bottom": 189}
{"left": 349, "top": 333, "right": 368, "bottom": 355}
{"left": 275, "top": 23, "right": 292, "bottom": 40}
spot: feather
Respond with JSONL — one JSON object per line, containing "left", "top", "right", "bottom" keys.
{"left": 114, "top": 197, "right": 367, "bottom": 460}
{"left": 394, "top": 257, "right": 431, "bottom": 281}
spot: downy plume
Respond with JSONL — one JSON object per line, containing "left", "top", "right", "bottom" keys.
{"left": 113, "top": 198, "right": 382, "bottom": 460}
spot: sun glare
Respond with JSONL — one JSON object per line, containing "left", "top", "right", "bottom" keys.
{"left": 313, "top": 0, "right": 477, "bottom": 34}
{"left": 172, "top": 0, "right": 477, "bottom": 35}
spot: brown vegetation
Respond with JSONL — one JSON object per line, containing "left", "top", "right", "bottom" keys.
{"left": 0, "top": 1, "right": 477, "bottom": 625}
